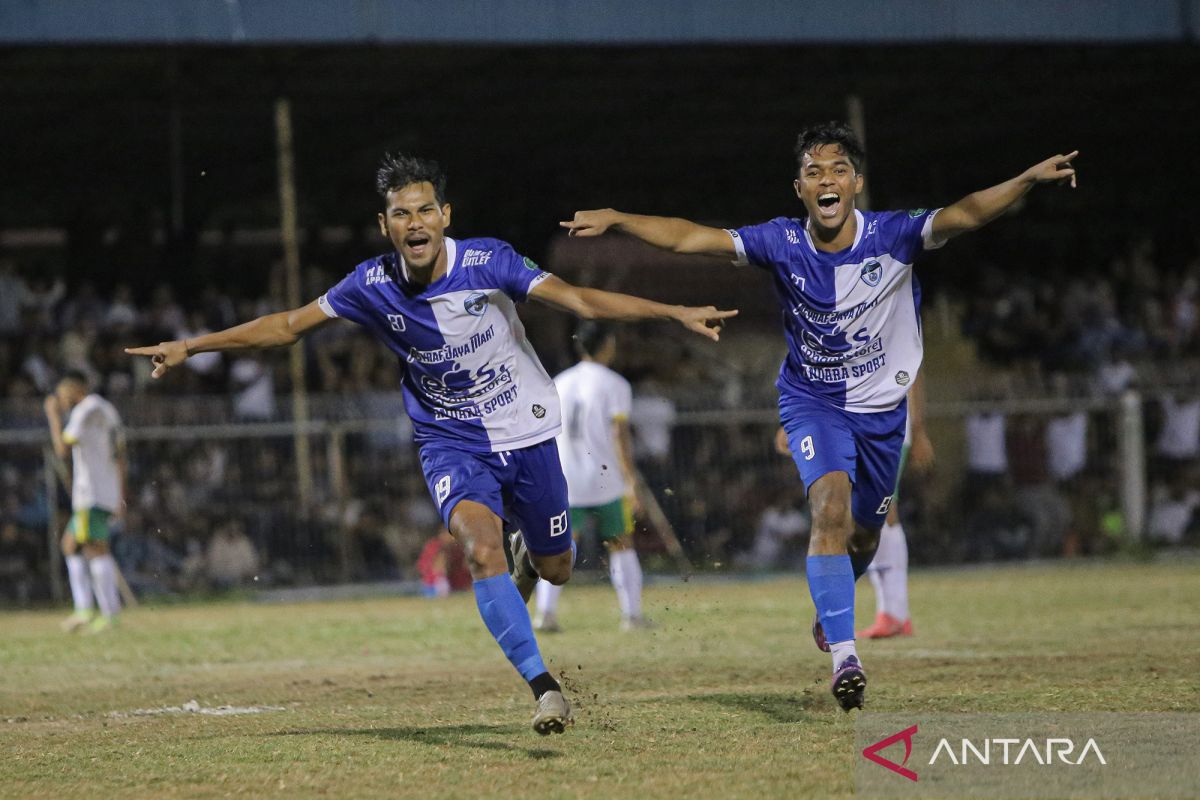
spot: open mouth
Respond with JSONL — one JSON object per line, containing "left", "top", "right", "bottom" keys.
{"left": 405, "top": 233, "right": 431, "bottom": 258}
{"left": 816, "top": 192, "right": 841, "bottom": 217}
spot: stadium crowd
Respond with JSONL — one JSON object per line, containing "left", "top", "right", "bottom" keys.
{"left": 1, "top": 240, "right": 1198, "bottom": 603}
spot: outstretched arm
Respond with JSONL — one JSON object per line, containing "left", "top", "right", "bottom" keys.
{"left": 530, "top": 275, "right": 737, "bottom": 342}
{"left": 931, "top": 151, "right": 1077, "bottom": 243}
{"left": 125, "top": 300, "right": 333, "bottom": 379}
{"left": 560, "top": 209, "right": 735, "bottom": 258}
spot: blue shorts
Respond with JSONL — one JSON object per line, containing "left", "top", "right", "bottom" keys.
{"left": 418, "top": 437, "right": 573, "bottom": 557}
{"left": 780, "top": 393, "right": 907, "bottom": 530}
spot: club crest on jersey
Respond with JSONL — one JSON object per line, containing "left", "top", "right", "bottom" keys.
{"left": 464, "top": 292, "right": 489, "bottom": 316}
{"left": 531, "top": 404, "right": 547, "bottom": 419}
{"left": 895, "top": 370, "right": 910, "bottom": 386}
{"left": 860, "top": 261, "right": 882, "bottom": 287}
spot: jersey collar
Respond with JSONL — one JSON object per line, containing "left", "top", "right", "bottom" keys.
{"left": 803, "top": 209, "right": 865, "bottom": 256}
{"left": 395, "top": 237, "right": 459, "bottom": 285}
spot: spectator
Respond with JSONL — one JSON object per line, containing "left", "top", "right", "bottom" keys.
{"left": 416, "top": 527, "right": 471, "bottom": 597}
{"left": 742, "top": 486, "right": 809, "bottom": 570}
{"left": 205, "top": 520, "right": 260, "bottom": 589}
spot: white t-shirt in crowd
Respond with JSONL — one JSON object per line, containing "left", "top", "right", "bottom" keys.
{"left": 966, "top": 412, "right": 1008, "bottom": 474}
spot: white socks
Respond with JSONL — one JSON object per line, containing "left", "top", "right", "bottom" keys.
{"left": 88, "top": 554, "right": 121, "bottom": 619}
{"left": 65, "top": 554, "right": 93, "bottom": 613}
{"left": 868, "top": 521, "right": 910, "bottom": 621}
{"left": 535, "top": 579, "right": 561, "bottom": 620}
{"left": 534, "top": 548, "right": 645, "bottom": 622}
{"left": 609, "top": 548, "right": 643, "bottom": 619}
{"left": 830, "top": 639, "right": 859, "bottom": 668}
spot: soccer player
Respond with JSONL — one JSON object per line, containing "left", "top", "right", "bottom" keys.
{"left": 535, "top": 321, "right": 651, "bottom": 633}
{"left": 775, "top": 370, "right": 935, "bottom": 638}
{"left": 562, "top": 122, "right": 1076, "bottom": 710}
{"left": 859, "top": 371, "right": 934, "bottom": 639}
{"left": 44, "top": 370, "right": 127, "bottom": 634}
{"left": 126, "top": 153, "right": 736, "bottom": 734}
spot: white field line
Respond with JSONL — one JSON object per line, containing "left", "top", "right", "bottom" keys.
{"left": 108, "top": 700, "right": 286, "bottom": 718}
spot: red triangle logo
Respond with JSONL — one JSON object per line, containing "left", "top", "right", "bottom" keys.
{"left": 862, "top": 724, "right": 919, "bottom": 782}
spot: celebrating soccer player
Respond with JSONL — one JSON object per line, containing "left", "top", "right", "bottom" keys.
{"left": 126, "top": 153, "right": 736, "bottom": 735}
{"left": 562, "top": 122, "right": 1076, "bottom": 711}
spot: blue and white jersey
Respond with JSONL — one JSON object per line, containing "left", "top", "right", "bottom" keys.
{"left": 728, "top": 208, "right": 944, "bottom": 413}
{"left": 318, "top": 237, "right": 561, "bottom": 453}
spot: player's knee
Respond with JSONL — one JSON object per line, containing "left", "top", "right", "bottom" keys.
{"left": 466, "top": 537, "right": 505, "bottom": 574}
{"left": 850, "top": 525, "right": 881, "bottom": 553}
{"left": 535, "top": 554, "right": 573, "bottom": 585}
{"left": 810, "top": 492, "right": 853, "bottom": 537}
{"left": 605, "top": 534, "right": 634, "bottom": 552}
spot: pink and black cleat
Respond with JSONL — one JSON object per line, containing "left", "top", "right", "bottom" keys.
{"left": 831, "top": 655, "right": 867, "bottom": 712}
{"left": 812, "top": 614, "right": 831, "bottom": 652}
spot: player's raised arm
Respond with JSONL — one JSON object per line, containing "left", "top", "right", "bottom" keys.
{"left": 124, "top": 299, "right": 333, "bottom": 379}
{"left": 931, "top": 151, "right": 1078, "bottom": 243}
{"left": 529, "top": 275, "right": 737, "bottom": 342}
{"left": 561, "top": 209, "right": 735, "bottom": 259}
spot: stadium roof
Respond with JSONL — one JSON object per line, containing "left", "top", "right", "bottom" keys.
{"left": 2, "top": 0, "right": 1197, "bottom": 45}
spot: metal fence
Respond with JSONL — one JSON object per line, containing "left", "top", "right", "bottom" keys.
{"left": 2, "top": 389, "right": 1197, "bottom": 605}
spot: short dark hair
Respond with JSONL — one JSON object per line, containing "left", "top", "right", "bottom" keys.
{"left": 375, "top": 152, "right": 448, "bottom": 205}
{"left": 795, "top": 122, "right": 866, "bottom": 174}
{"left": 572, "top": 321, "right": 616, "bottom": 359}
{"left": 59, "top": 369, "right": 89, "bottom": 389}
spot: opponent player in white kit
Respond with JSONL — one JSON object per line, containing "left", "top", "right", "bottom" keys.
{"left": 563, "top": 122, "right": 1076, "bottom": 710}
{"left": 45, "top": 370, "right": 126, "bottom": 634}
{"left": 535, "top": 321, "right": 651, "bottom": 633}
{"left": 860, "top": 370, "right": 933, "bottom": 639}
{"left": 128, "top": 153, "right": 735, "bottom": 734}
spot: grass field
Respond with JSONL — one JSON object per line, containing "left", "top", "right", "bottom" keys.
{"left": 2, "top": 560, "right": 1197, "bottom": 799}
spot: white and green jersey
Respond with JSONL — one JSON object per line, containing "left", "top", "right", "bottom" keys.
{"left": 62, "top": 394, "right": 123, "bottom": 512}
{"left": 554, "top": 361, "right": 632, "bottom": 507}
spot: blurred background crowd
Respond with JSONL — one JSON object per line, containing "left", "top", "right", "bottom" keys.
{"left": 2, "top": 35, "right": 1198, "bottom": 604}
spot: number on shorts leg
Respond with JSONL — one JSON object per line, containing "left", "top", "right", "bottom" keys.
{"left": 799, "top": 435, "right": 815, "bottom": 461}
{"left": 435, "top": 475, "right": 452, "bottom": 507}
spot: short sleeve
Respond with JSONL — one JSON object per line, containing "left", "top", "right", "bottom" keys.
{"left": 889, "top": 209, "right": 946, "bottom": 261}
{"left": 610, "top": 376, "right": 633, "bottom": 421}
{"left": 318, "top": 266, "right": 368, "bottom": 325}
{"left": 726, "top": 218, "right": 791, "bottom": 270}
{"left": 489, "top": 244, "right": 552, "bottom": 301}
{"left": 918, "top": 208, "right": 946, "bottom": 251}
{"left": 62, "top": 398, "right": 94, "bottom": 444}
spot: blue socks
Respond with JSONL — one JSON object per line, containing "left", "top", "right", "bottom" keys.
{"left": 807, "top": 554, "right": 856, "bottom": 644}
{"left": 473, "top": 574, "right": 548, "bottom": 682}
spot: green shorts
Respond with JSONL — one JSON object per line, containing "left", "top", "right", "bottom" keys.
{"left": 570, "top": 497, "right": 634, "bottom": 543}
{"left": 65, "top": 508, "right": 113, "bottom": 544}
